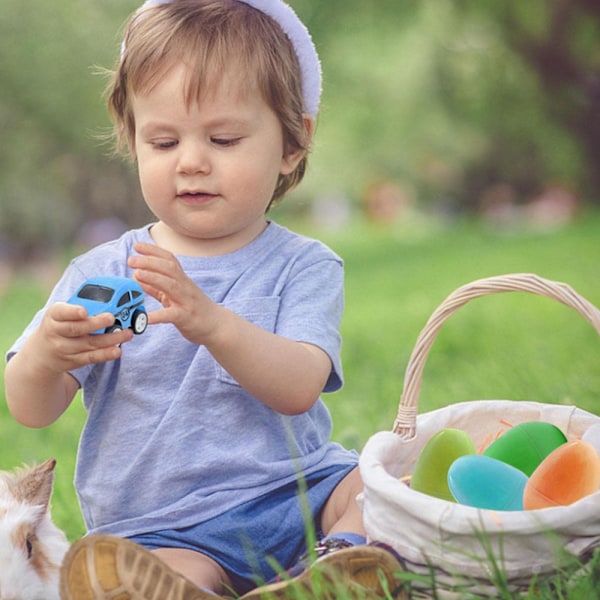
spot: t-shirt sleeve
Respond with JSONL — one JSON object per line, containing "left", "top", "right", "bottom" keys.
{"left": 275, "top": 255, "right": 344, "bottom": 393}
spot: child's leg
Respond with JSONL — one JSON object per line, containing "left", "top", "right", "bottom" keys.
{"left": 319, "top": 467, "right": 366, "bottom": 537}
{"left": 153, "top": 546, "right": 230, "bottom": 592}
{"left": 240, "top": 467, "right": 407, "bottom": 599}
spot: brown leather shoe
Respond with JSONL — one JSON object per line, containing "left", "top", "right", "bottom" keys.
{"left": 59, "top": 534, "right": 220, "bottom": 600}
{"left": 240, "top": 542, "right": 407, "bottom": 599}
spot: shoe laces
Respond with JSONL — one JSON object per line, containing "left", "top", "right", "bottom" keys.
{"left": 311, "top": 537, "right": 354, "bottom": 558}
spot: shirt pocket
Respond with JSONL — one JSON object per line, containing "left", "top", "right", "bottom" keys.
{"left": 214, "top": 296, "right": 281, "bottom": 386}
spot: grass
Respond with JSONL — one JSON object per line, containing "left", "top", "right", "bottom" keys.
{"left": 1, "top": 210, "right": 599, "bottom": 597}
{"left": 319, "top": 212, "right": 600, "bottom": 447}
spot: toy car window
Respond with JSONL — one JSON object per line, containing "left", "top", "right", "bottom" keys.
{"left": 132, "top": 291, "right": 142, "bottom": 300}
{"left": 77, "top": 285, "right": 114, "bottom": 303}
{"left": 117, "top": 293, "right": 130, "bottom": 307}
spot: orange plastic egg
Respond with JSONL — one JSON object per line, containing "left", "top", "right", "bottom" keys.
{"left": 523, "top": 440, "right": 600, "bottom": 510}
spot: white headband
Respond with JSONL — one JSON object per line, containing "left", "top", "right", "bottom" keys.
{"left": 129, "top": 0, "right": 322, "bottom": 117}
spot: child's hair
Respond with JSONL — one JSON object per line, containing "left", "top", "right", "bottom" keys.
{"left": 107, "top": 0, "right": 312, "bottom": 206}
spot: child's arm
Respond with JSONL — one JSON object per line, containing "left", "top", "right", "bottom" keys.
{"left": 129, "top": 243, "right": 333, "bottom": 415}
{"left": 5, "top": 302, "right": 133, "bottom": 427}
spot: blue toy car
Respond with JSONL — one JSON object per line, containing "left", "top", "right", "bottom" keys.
{"left": 68, "top": 276, "right": 148, "bottom": 335}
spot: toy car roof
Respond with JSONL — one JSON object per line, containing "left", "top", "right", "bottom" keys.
{"left": 76, "top": 276, "right": 143, "bottom": 294}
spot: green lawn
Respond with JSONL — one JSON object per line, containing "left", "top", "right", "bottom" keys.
{"left": 322, "top": 212, "right": 600, "bottom": 448}
{"left": 1, "top": 211, "right": 599, "bottom": 597}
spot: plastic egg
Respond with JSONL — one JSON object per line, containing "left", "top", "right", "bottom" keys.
{"left": 448, "top": 455, "right": 528, "bottom": 511}
{"left": 410, "top": 428, "right": 476, "bottom": 501}
{"left": 483, "top": 421, "right": 567, "bottom": 476}
{"left": 523, "top": 440, "right": 600, "bottom": 510}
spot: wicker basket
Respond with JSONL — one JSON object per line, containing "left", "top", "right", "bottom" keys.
{"left": 359, "top": 274, "right": 600, "bottom": 598}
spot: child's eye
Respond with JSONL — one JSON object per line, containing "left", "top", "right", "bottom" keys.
{"left": 211, "top": 137, "right": 241, "bottom": 147}
{"left": 151, "top": 140, "right": 178, "bottom": 150}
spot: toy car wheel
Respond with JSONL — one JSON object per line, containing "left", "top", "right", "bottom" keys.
{"left": 132, "top": 310, "right": 148, "bottom": 335}
{"left": 106, "top": 323, "right": 123, "bottom": 334}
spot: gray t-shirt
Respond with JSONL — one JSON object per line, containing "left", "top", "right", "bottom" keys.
{"left": 7, "top": 222, "right": 358, "bottom": 537}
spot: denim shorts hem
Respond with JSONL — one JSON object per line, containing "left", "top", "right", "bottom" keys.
{"left": 128, "top": 463, "right": 357, "bottom": 594}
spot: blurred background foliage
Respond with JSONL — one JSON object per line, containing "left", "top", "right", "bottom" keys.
{"left": 1, "top": 0, "right": 599, "bottom": 261}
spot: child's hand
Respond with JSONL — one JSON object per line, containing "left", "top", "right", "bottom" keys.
{"left": 32, "top": 302, "right": 133, "bottom": 374}
{"left": 128, "top": 242, "right": 331, "bottom": 414}
{"left": 5, "top": 302, "right": 132, "bottom": 427}
{"left": 128, "top": 243, "right": 218, "bottom": 344}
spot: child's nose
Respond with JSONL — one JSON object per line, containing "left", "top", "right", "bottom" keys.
{"left": 176, "top": 142, "right": 210, "bottom": 175}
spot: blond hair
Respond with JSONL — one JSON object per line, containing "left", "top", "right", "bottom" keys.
{"left": 107, "top": 0, "right": 312, "bottom": 206}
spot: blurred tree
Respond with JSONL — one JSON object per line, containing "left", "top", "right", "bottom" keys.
{"left": 297, "top": 0, "right": 600, "bottom": 210}
{"left": 0, "top": 0, "right": 146, "bottom": 259}
{"left": 0, "top": 0, "right": 598, "bottom": 257}
{"left": 505, "top": 0, "right": 600, "bottom": 201}
{"left": 442, "top": 0, "right": 600, "bottom": 207}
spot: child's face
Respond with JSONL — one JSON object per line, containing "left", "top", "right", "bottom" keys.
{"left": 132, "top": 64, "right": 304, "bottom": 255}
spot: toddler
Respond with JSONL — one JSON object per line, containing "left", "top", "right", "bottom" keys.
{"left": 4, "top": 1, "right": 403, "bottom": 598}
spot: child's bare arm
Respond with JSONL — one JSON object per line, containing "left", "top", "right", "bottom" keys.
{"left": 5, "top": 302, "right": 133, "bottom": 427}
{"left": 129, "top": 243, "right": 332, "bottom": 415}
{"left": 203, "top": 314, "right": 331, "bottom": 415}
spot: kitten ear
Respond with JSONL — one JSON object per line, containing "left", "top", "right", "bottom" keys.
{"left": 13, "top": 458, "right": 56, "bottom": 513}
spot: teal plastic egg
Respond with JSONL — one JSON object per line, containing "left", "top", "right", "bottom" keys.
{"left": 483, "top": 421, "right": 567, "bottom": 476}
{"left": 411, "top": 428, "right": 476, "bottom": 501}
{"left": 448, "top": 454, "right": 528, "bottom": 511}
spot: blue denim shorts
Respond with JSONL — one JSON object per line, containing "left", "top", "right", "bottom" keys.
{"left": 129, "top": 464, "right": 357, "bottom": 595}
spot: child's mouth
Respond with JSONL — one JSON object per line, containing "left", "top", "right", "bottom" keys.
{"left": 178, "top": 191, "right": 217, "bottom": 203}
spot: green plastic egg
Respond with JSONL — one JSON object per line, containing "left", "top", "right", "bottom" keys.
{"left": 411, "top": 428, "right": 477, "bottom": 501}
{"left": 483, "top": 421, "right": 567, "bottom": 476}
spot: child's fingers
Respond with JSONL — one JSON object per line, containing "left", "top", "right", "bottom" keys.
{"left": 132, "top": 265, "right": 192, "bottom": 308}
{"left": 46, "top": 304, "right": 117, "bottom": 338}
{"left": 132, "top": 241, "right": 171, "bottom": 259}
{"left": 129, "top": 244, "right": 183, "bottom": 278}
{"left": 44, "top": 325, "right": 133, "bottom": 371}
{"left": 67, "top": 329, "right": 133, "bottom": 367}
{"left": 77, "top": 343, "right": 123, "bottom": 366}
{"left": 59, "top": 312, "right": 118, "bottom": 339}
{"left": 132, "top": 269, "right": 171, "bottom": 300}
{"left": 146, "top": 307, "right": 171, "bottom": 326}
{"left": 49, "top": 301, "right": 88, "bottom": 322}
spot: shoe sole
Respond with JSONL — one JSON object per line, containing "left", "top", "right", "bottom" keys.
{"left": 59, "top": 534, "right": 215, "bottom": 600}
{"left": 240, "top": 545, "right": 407, "bottom": 599}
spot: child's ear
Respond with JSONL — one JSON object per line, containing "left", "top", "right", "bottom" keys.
{"left": 280, "top": 115, "right": 314, "bottom": 175}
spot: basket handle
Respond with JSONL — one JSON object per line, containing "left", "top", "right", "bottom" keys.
{"left": 393, "top": 273, "right": 600, "bottom": 438}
